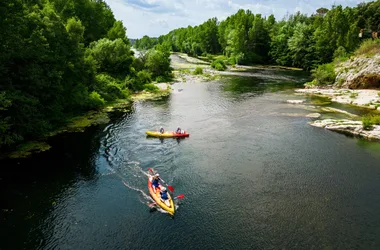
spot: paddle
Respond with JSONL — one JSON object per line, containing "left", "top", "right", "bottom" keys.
{"left": 174, "top": 194, "right": 185, "bottom": 200}
{"left": 147, "top": 168, "right": 175, "bottom": 192}
{"left": 148, "top": 194, "right": 184, "bottom": 207}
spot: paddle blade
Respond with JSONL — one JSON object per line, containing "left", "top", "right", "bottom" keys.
{"left": 148, "top": 168, "right": 154, "bottom": 174}
{"left": 167, "top": 185, "right": 174, "bottom": 192}
{"left": 175, "top": 194, "right": 184, "bottom": 199}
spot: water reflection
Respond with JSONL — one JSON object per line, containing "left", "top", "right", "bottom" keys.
{"left": 0, "top": 126, "right": 104, "bottom": 250}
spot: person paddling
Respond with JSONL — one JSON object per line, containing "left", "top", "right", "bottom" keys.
{"left": 160, "top": 186, "right": 170, "bottom": 206}
{"left": 151, "top": 173, "right": 161, "bottom": 192}
{"left": 159, "top": 127, "right": 164, "bottom": 134}
{"left": 176, "top": 127, "right": 181, "bottom": 134}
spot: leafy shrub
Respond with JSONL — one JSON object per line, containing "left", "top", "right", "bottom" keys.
{"left": 333, "top": 46, "right": 347, "bottom": 59}
{"left": 333, "top": 46, "right": 350, "bottom": 63}
{"left": 206, "top": 54, "right": 214, "bottom": 61}
{"left": 125, "top": 70, "right": 152, "bottom": 92}
{"left": 362, "top": 114, "right": 380, "bottom": 130}
{"left": 227, "top": 57, "right": 236, "bottom": 65}
{"left": 104, "top": 83, "right": 126, "bottom": 101}
{"left": 95, "top": 74, "right": 127, "bottom": 101}
{"left": 211, "top": 59, "right": 227, "bottom": 71}
{"left": 310, "top": 63, "right": 336, "bottom": 86}
{"left": 193, "top": 67, "right": 203, "bottom": 75}
{"left": 137, "top": 70, "right": 152, "bottom": 85}
{"left": 349, "top": 92, "right": 358, "bottom": 98}
{"left": 88, "top": 91, "right": 105, "bottom": 109}
{"left": 155, "top": 74, "right": 174, "bottom": 82}
{"left": 179, "top": 69, "right": 190, "bottom": 74}
{"left": 234, "top": 53, "right": 245, "bottom": 65}
{"left": 143, "top": 83, "right": 160, "bottom": 93}
{"left": 155, "top": 76, "right": 166, "bottom": 82}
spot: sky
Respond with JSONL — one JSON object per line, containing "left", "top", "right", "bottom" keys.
{"left": 105, "top": 0, "right": 372, "bottom": 39}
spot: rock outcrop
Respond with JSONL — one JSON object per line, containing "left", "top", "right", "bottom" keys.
{"left": 310, "top": 119, "right": 380, "bottom": 140}
{"left": 335, "top": 55, "right": 380, "bottom": 89}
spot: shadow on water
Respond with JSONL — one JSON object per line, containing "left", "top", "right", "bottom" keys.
{"left": 145, "top": 136, "right": 188, "bottom": 144}
{"left": 0, "top": 123, "right": 109, "bottom": 250}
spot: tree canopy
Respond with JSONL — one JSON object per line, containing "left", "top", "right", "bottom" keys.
{"left": 0, "top": 0, "right": 171, "bottom": 149}
{"left": 135, "top": 1, "right": 380, "bottom": 68}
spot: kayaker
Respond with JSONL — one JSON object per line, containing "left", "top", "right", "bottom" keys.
{"left": 151, "top": 173, "right": 161, "bottom": 192}
{"left": 159, "top": 127, "right": 164, "bottom": 134}
{"left": 176, "top": 127, "right": 181, "bottom": 134}
{"left": 160, "top": 186, "right": 169, "bottom": 201}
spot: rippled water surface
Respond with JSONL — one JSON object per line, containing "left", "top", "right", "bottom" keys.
{"left": 1, "top": 70, "right": 380, "bottom": 250}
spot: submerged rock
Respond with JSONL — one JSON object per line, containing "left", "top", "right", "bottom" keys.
{"left": 320, "top": 107, "right": 358, "bottom": 118}
{"left": 287, "top": 100, "right": 305, "bottom": 104}
{"left": 310, "top": 119, "right": 380, "bottom": 140}
{"left": 306, "top": 113, "right": 321, "bottom": 118}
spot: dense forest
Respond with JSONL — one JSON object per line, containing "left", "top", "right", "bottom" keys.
{"left": 0, "top": 0, "right": 172, "bottom": 149}
{"left": 134, "top": 1, "right": 380, "bottom": 69}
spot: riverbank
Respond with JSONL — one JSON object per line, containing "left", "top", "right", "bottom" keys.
{"left": 1, "top": 88, "right": 171, "bottom": 159}
{"left": 310, "top": 119, "right": 380, "bottom": 140}
{"left": 296, "top": 88, "right": 380, "bottom": 109}
{"left": 294, "top": 88, "right": 380, "bottom": 141}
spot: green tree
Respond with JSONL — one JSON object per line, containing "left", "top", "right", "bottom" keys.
{"left": 85, "top": 38, "right": 133, "bottom": 78}
{"left": 288, "top": 22, "right": 316, "bottom": 69}
{"left": 145, "top": 49, "right": 171, "bottom": 79}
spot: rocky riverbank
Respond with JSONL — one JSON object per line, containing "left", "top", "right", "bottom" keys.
{"left": 295, "top": 51, "right": 380, "bottom": 141}
{"left": 310, "top": 119, "right": 380, "bottom": 140}
{"left": 295, "top": 88, "right": 380, "bottom": 109}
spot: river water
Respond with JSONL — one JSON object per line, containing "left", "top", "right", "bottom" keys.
{"left": 1, "top": 68, "right": 380, "bottom": 250}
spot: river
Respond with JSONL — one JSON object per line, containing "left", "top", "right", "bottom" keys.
{"left": 1, "top": 64, "right": 380, "bottom": 249}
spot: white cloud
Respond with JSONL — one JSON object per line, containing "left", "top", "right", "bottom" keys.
{"left": 105, "top": 0, "right": 373, "bottom": 38}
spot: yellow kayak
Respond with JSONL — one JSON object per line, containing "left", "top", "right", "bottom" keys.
{"left": 148, "top": 176, "right": 175, "bottom": 215}
{"left": 146, "top": 131, "right": 190, "bottom": 137}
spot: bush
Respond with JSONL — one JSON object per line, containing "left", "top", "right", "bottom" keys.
{"left": 137, "top": 70, "right": 152, "bottom": 85}
{"left": 333, "top": 46, "right": 347, "bottom": 59}
{"left": 211, "top": 59, "right": 227, "bottom": 71}
{"left": 227, "top": 57, "right": 236, "bottom": 65}
{"left": 155, "top": 74, "right": 174, "bottom": 82}
{"left": 193, "top": 67, "right": 203, "bottom": 75}
{"left": 125, "top": 70, "right": 152, "bottom": 92}
{"left": 310, "top": 63, "right": 336, "bottom": 86}
{"left": 87, "top": 91, "right": 105, "bottom": 109}
{"left": 333, "top": 46, "right": 349, "bottom": 63}
{"left": 95, "top": 74, "right": 127, "bottom": 101}
{"left": 362, "top": 114, "right": 380, "bottom": 130}
{"left": 143, "top": 83, "right": 160, "bottom": 93}
{"left": 355, "top": 39, "right": 380, "bottom": 56}
{"left": 206, "top": 54, "right": 214, "bottom": 61}
{"left": 104, "top": 83, "right": 127, "bottom": 101}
